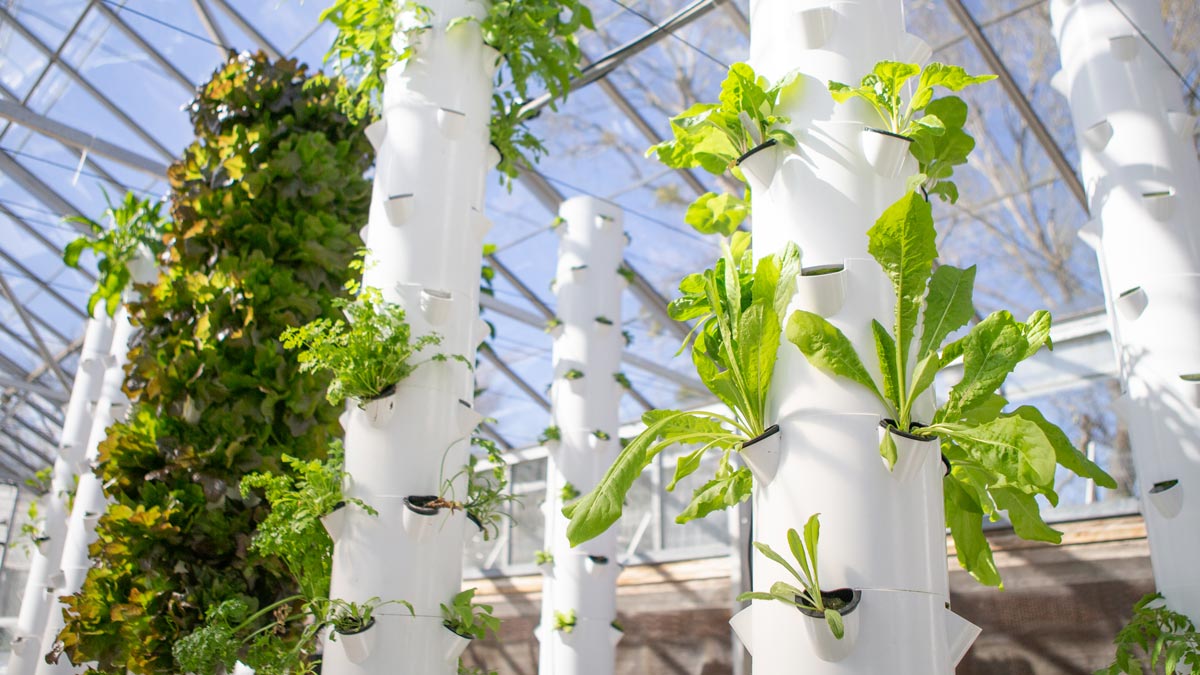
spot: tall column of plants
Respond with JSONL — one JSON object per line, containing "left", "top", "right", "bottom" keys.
{"left": 47, "top": 53, "right": 372, "bottom": 675}
{"left": 563, "top": 2, "right": 1112, "bottom": 674}
{"left": 1052, "top": 0, "right": 1200, "bottom": 670}
{"left": 8, "top": 309, "right": 113, "bottom": 675}
{"left": 537, "top": 197, "right": 626, "bottom": 675}
{"left": 310, "top": 1, "right": 592, "bottom": 673}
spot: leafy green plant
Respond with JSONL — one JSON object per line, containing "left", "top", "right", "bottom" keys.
{"left": 553, "top": 609, "right": 577, "bottom": 633}
{"left": 622, "top": 330, "right": 634, "bottom": 347}
{"left": 617, "top": 266, "right": 636, "bottom": 285}
{"left": 545, "top": 317, "right": 563, "bottom": 333}
{"left": 320, "top": 0, "right": 431, "bottom": 122}
{"left": 534, "top": 549, "right": 554, "bottom": 566}
{"left": 614, "top": 372, "right": 632, "bottom": 389}
{"left": 738, "top": 515, "right": 848, "bottom": 639}
{"left": 560, "top": 482, "right": 580, "bottom": 502}
{"left": 60, "top": 53, "right": 372, "bottom": 674}
{"left": 282, "top": 287, "right": 446, "bottom": 406}
{"left": 563, "top": 233, "right": 801, "bottom": 546}
{"left": 595, "top": 316, "right": 614, "bottom": 326}
{"left": 539, "top": 425, "right": 561, "bottom": 444}
{"left": 459, "top": 452, "right": 518, "bottom": 541}
{"left": 240, "top": 442, "right": 375, "bottom": 600}
{"left": 827, "top": 61, "right": 994, "bottom": 203}
{"left": 563, "top": 369, "right": 584, "bottom": 381}
{"left": 592, "top": 429, "right": 611, "bottom": 441}
{"left": 172, "top": 595, "right": 319, "bottom": 675}
{"left": 785, "top": 192, "right": 1114, "bottom": 586}
{"left": 647, "top": 63, "right": 798, "bottom": 235}
{"left": 64, "top": 190, "right": 169, "bottom": 316}
{"left": 1098, "top": 593, "right": 1200, "bottom": 674}
{"left": 328, "top": 597, "right": 412, "bottom": 636}
{"left": 442, "top": 588, "right": 500, "bottom": 639}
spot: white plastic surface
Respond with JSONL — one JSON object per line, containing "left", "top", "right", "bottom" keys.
{"left": 1052, "top": 0, "right": 1200, "bottom": 621}
{"left": 539, "top": 197, "right": 625, "bottom": 675}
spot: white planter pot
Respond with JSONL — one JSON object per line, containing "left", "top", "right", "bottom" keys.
{"left": 337, "top": 617, "right": 377, "bottom": 664}
{"left": 899, "top": 32, "right": 933, "bottom": 66}
{"left": 944, "top": 608, "right": 981, "bottom": 667}
{"left": 736, "top": 140, "right": 780, "bottom": 192}
{"left": 879, "top": 420, "right": 937, "bottom": 482}
{"left": 740, "top": 424, "right": 781, "bottom": 486}
{"left": 485, "top": 143, "right": 502, "bottom": 171}
{"left": 791, "top": 6, "right": 836, "bottom": 50}
{"left": 436, "top": 107, "right": 467, "bottom": 139}
{"left": 360, "top": 391, "right": 398, "bottom": 428}
{"left": 1142, "top": 188, "right": 1175, "bottom": 220}
{"left": 419, "top": 288, "right": 453, "bottom": 326}
{"left": 455, "top": 400, "right": 485, "bottom": 438}
{"left": 799, "top": 589, "right": 861, "bottom": 663}
{"left": 584, "top": 554, "right": 611, "bottom": 575}
{"left": 861, "top": 128, "right": 913, "bottom": 178}
{"left": 1167, "top": 112, "right": 1197, "bottom": 139}
{"left": 365, "top": 120, "right": 387, "bottom": 152}
{"left": 322, "top": 503, "right": 348, "bottom": 540}
{"left": 442, "top": 625, "right": 472, "bottom": 662}
{"left": 11, "top": 635, "right": 36, "bottom": 657}
{"left": 402, "top": 496, "right": 452, "bottom": 542}
{"left": 1116, "top": 286, "right": 1148, "bottom": 321}
{"left": 538, "top": 561, "right": 555, "bottom": 577}
{"left": 794, "top": 264, "right": 848, "bottom": 317}
{"left": 1082, "top": 119, "right": 1114, "bottom": 151}
{"left": 1148, "top": 479, "right": 1183, "bottom": 518}
{"left": 1182, "top": 375, "right": 1200, "bottom": 408}
{"left": 1109, "top": 35, "right": 1139, "bottom": 61}
{"left": 384, "top": 193, "right": 415, "bottom": 225}
{"left": 608, "top": 625, "right": 624, "bottom": 647}
{"left": 470, "top": 207, "right": 493, "bottom": 239}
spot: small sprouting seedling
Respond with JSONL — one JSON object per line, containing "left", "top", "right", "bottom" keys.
{"left": 563, "top": 369, "right": 584, "bottom": 381}
{"left": 594, "top": 316, "right": 614, "bottom": 326}
{"left": 560, "top": 483, "right": 581, "bottom": 502}
{"left": 614, "top": 372, "right": 632, "bottom": 389}
{"left": 617, "top": 266, "right": 636, "bottom": 284}
{"left": 738, "top": 514, "right": 847, "bottom": 640}
{"left": 545, "top": 317, "right": 563, "bottom": 333}
{"left": 550, "top": 216, "right": 565, "bottom": 229}
{"left": 622, "top": 330, "right": 634, "bottom": 347}
{"left": 553, "top": 610, "right": 577, "bottom": 633}
{"left": 611, "top": 619, "right": 624, "bottom": 632}
{"left": 441, "top": 589, "right": 500, "bottom": 639}
{"left": 592, "top": 430, "right": 611, "bottom": 441}
{"left": 539, "top": 426, "right": 562, "bottom": 444}
{"left": 327, "top": 597, "right": 412, "bottom": 636}
{"left": 570, "top": 264, "right": 588, "bottom": 272}
{"left": 534, "top": 550, "right": 554, "bottom": 566}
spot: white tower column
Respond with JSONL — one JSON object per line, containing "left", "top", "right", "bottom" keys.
{"left": 729, "top": 1, "right": 972, "bottom": 672}
{"left": 321, "top": 1, "right": 494, "bottom": 673}
{"left": 538, "top": 197, "right": 625, "bottom": 675}
{"left": 1052, "top": 0, "right": 1200, "bottom": 620}
{"left": 8, "top": 312, "right": 114, "bottom": 675}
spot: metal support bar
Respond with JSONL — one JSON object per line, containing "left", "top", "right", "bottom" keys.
{"left": 206, "top": 0, "right": 282, "bottom": 60}
{"left": 487, "top": 253, "right": 554, "bottom": 319}
{"left": 0, "top": 150, "right": 85, "bottom": 224}
{"left": 944, "top": 0, "right": 1089, "bottom": 211}
{"left": 479, "top": 421, "right": 514, "bottom": 451}
{"left": 0, "top": 440, "right": 44, "bottom": 476}
{"left": 90, "top": 0, "right": 194, "bottom": 91}
{"left": 717, "top": 0, "right": 750, "bottom": 36}
{"left": 0, "top": 241, "right": 89, "bottom": 320}
{"left": 0, "top": 376, "right": 67, "bottom": 403}
{"left": 190, "top": 0, "right": 231, "bottom": 54}
{"left": 519, "top": 0, "right": 720, "bottom": 116}
{"left": 479, "top": 343, "right": 551, "bottom": 412}
{"left": 0, "top": 275, "right": 70, "bottom": 391}
{"left": 0, "top": 99, "right": 169, "bottom": 178}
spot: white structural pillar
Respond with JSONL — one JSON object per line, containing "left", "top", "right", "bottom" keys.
{"left": 729, "top": 1, "right": 976, "bottom": 672}
{"left": 8, "top": 311, "right": 114, "bottom": 675}
{"left": 321, "top": 1, "right": 493, "bottom": 673}
{"left": 538, "top": 197, "right": 625, "bottom": 675}
{"left": 1052, "top": 0, "right": 1200, "bottom": 620}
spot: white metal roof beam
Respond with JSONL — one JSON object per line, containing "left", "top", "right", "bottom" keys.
{"left": 206, "top": 0, "right": 283, "bottom": 60}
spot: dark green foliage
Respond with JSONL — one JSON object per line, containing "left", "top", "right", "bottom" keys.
{"left": 58, "top": 53, "right": 371, "bottom": 674}
{"left": 1098, "top": 593, "right": 1200, "bottom": 674}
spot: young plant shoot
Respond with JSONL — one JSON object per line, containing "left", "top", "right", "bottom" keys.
{"left": 563, "top": 232, "right": 800, "bottom": 546}
{"left": 646, "top": 63, "right": 798, "bottom": 235}
{"left": 442, "top": 589, "right": 501, "bottom": 639}
{"left": 785, "top": 192, "right": 1114, "bottom": 586}
{"left": 738, "top": 514, "right": 850, "bottom": 640}
{"left": 64, "top": 190, "right": 169, "bottom": 316}
{"left": 1098, "top": 593, "right": 1200, "bottom": 675}
{"left": 828, "top": 61, "right": 995, "bottom": 202}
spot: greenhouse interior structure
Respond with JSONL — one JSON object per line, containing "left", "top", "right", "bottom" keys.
{"left": 0, "top": 0, "right": 1197, "bottom": 673}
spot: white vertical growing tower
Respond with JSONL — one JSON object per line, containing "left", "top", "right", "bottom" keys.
{"left": 538, "top": 196, "right": 625, "bottom": 675}
{"left": 1051, "top": 0, "right": 1200, "bottom": 621}
{"left": 321, "top": 0, "right": 494, "bottom": 673}
{"left": 8, "top": 311, "right": 113, "bottom": 675}
{"left": 729, "top": 0, "right": 977, "bottom": 671}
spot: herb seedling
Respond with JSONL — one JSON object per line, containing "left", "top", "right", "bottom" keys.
{"left": 442, "top": 589, "right": 500, "bottom": 639}
{"left": 553, "top": 610, "right": 577, "bottom": 633}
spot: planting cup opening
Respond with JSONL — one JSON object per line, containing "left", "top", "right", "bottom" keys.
{"left": 336, "top": 616, "right": 376, "bottom": 664}
{"left": 1082, "top": 119, "right": 1114, "bottom": 151}
{"left": 1109, "top": 35, "right": 1139, "bottom": 61}
{"left": 1180, "top": 374, "right": 1200, "bottom": 408}
{"left": 861, "top": 127, "right": 913, "bottom": 178}
{"left": 384, "top": 193, "right": 415, "bottom": 226}
{"left": 361, "top": 387, "right": 398, "bottom": 428}
{"left": 364, "top": 120, "right": 387, "bottom": 152}
{"left": 1116, "top": 286, "right": 1148, "bottom": 321}
{"left": 796, "top": 589, "right": 861, "bottom": 662}
{"left": 795, "top": 588, "right": 861, "bottom": 618}
{"left": 419, "top": 288, "right": 453, "bottom": 325}
{"left": 736, "top": 139, "right": 780, "bottom": 191}
{"left": 404, "top": 495, "right": 441, "bottom": 516}
{"left": 880, "top": 419, "right": 937, "bottom": 482}
{"left": 740, "top": 424, "right": 782, "bottom": 485}
{"left": 1148, "top": 479, "right": 1184, "bottom": 518}
{"left": 792, "top": 6, "right": 837, "bottom": 50}
{"left": 436, "top": 107, "right": 467, "bottom": 139}
{"left": 945, "top": 609, "right": 982, "bottom": 666}
{"left": 795, "top": 264, "right": 848, "bottom": 316}
{"left": 1142, "top": 188, "right": 1176, "bottom": 220}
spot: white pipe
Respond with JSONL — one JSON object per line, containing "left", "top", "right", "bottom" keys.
{"left": 538, "top": 197, "right": 625, "bottom": 675}
{"left": 1051, "top": 0, "right": 1200, "bottom": 621}
{"left": 736, "top": 0, "right": 965, "bottom": 671}
{"left": 321, "top": 0, "right": 493, "bottom": 672}
{"left": 8, "top": 311, "right": 114, "bottom": 675}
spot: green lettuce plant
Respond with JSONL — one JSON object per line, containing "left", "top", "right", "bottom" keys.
{"left": 1098, "top": 593, "right": 1200, "bottom": 674}
{"left": 828, "top": 61, "right": 995, "bottom": 203}
{"left": 64, "top": 191, "right": 169, "bottom": 316}
{"left": 442, "top": 588, "right": 500, "bottom": 639}
{"left": 60, "top": 53, "right": 371, "bottom": 674}
{"left": 553, "top": 609, "right": 577, "bottom": 633}
{"left": 563, "top": 233, "right": 800, "bottom": 546}
{"left": 785, "top": 192, "right": 1114, "bottom": 586}
{"left": 647, "top": 63, "right": 798, "bottom": 235}
{"left": 738, "top": 514, "right": 848, "bottom": 640}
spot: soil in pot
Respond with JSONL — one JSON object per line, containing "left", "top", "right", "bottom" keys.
{"left": 795, "top": 588, "right": 862, "bottom": 619}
